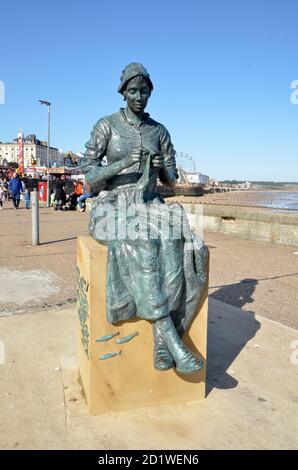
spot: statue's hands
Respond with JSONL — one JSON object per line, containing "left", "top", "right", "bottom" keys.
{"left": 151, "top": 153, "right": 164, "bottom": 169}
{"left": 124, "top": 149, "right": 142, "bottom": 168}
{"left": 123, "top": 149, "right": 164, "bottom": 170}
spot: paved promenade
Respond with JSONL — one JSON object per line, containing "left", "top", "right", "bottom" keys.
{"left": 0, "top": 202, "right": 297, "bottom": 449}
{"left": 0, "top": 202, "right": 297, "bottom": 328}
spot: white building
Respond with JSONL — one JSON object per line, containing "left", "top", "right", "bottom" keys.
{"left": 0, "top": 134, "right": 63, "bottom": 168}
{"left": 198, "top": 174, "right": 210, "bottom": 185}
{"left": 185, "top": 171, "right": 200, "bottom": 184}
{"left": 178, "top": 169, "right": 210, "bottom": 186}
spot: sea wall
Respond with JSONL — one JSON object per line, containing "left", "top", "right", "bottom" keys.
{"left": 184, "top": 204, "right": 298, "bottom": 247}
{"left": 86, "top": 198, "right": 298, "bottom": 247}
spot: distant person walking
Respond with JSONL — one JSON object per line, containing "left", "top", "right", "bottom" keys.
{"left": 50, "top": 189, "right": 56, "bottom": 207}
{"left": 25, "top": 188, "right": 31, "bottom": 209}
{"left": 0, "top": 185, "right": 5, "bottom": 210}
{"left": 21, "top": 181, "right": 31, "bottom": 209}
{"left": 9, "top": 172, "right": 23, "bottom": 209}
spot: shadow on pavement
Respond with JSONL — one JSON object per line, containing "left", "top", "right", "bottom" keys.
{"left": 40, "top": 237, "right": 77, "bottom": 245}
{"left": 206, "top": 279, "right": 261, "bottom": 395}
{"left": 210, "top": 278, "right": 257, "bottom": 309}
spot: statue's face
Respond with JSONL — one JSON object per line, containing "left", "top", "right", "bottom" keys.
{"left": 124, "top": 77, "right": 150, "bottom": 113}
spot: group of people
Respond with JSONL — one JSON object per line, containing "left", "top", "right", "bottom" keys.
{"left": 52, "top": 175, "right": 95, "bottom": 211}
{"left": 0, "top": 171, "right": 94, "bottom": 212}
{"left": 0, "top": 172, "right": 30, "bottom": 210}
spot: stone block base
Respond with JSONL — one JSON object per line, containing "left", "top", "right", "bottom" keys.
{"left": 77, "top": 236, "right": 208, "bottom": 415}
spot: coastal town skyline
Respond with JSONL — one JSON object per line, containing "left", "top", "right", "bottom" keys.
{"left": 1, "top": 0, "right": 298, "bottom": 181}
{"left": 1, "top": 130, "right": 297, "bottom": 185}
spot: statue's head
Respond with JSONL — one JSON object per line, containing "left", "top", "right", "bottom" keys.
{"left": 118, "top": 63, "right": 153, "bottom": 95}
{"left": 118, "top": 63, "right": 153, "bottom": 113}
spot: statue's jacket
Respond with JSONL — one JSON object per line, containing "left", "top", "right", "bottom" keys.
{"left": 82, "top": 109, "right": 208, "bottom": 332}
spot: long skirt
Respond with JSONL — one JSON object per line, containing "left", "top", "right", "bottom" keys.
{"left": 89, "top": 175, "right": 208, "bottom": 334}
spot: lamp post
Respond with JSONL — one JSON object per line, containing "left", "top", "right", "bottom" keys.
{"left": 39, "top": 99, "right": 51, "bottom": 208}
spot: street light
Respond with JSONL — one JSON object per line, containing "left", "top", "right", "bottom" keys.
{"left": 39, "top": 99, "right": 51, "bottom": 208}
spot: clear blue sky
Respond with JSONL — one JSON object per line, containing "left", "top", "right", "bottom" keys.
{"left": 1, "top": 0, "right": 298, "bottom": 181}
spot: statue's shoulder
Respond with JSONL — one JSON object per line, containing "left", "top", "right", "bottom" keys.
{"left": 92, "top": 111, "right": 122, "bottom": 134}
{"left": 146, "top": 116, "right": 171, "bottom": 137}
{"left": 92, "top": 113, "right": 112, "bottom": 130}
{"left": 92, "top": 112, "right": 120, "bottom": 135}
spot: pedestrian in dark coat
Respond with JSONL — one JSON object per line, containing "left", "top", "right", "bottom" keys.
{"left": 55, "top": 175, "right": 66, "bottom": 210}
{"left": 8, "top": 172, "right": 23, "bottom": 209}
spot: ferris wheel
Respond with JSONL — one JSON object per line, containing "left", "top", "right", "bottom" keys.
{"left": 175, "top": 152, "right": 197, "bottom": 172}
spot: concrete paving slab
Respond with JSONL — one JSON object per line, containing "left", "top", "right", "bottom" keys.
{"left": 0, "top": 268, "right": 60, "bottom": 304}
{"left": 0, "top": 299, "right": 297, "bottom": 450}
